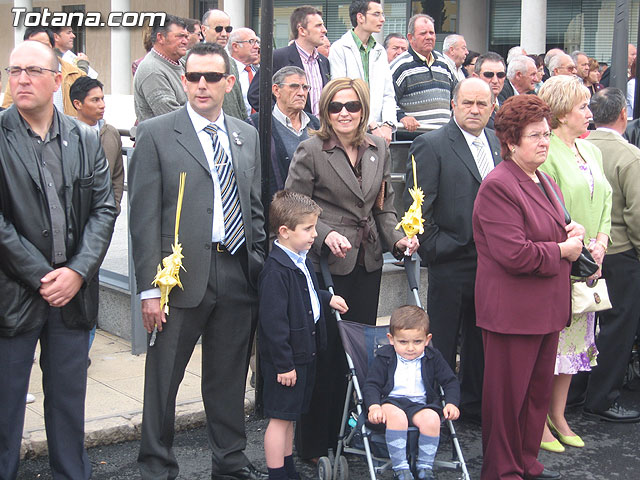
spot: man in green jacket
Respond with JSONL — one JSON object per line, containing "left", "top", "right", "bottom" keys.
{"left": 583, "top": 88, "right": 640, "bottom": 423}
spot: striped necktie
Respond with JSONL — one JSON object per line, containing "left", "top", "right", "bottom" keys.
{"left": 472, "top": 138, "right": 493, "bottom": 179}
{"left": 204, "top": 123, "right": 245, "bottom": 254}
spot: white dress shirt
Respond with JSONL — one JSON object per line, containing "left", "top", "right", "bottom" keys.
{"left": 389, "top": 352, "right": 427, "bottom": 402}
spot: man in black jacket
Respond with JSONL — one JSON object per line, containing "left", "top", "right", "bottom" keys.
{"left": 247, "top": 5, "right": 330, "bottom": 115}
{"left": 0, "top": 41, "right": 116, "bottom": 479}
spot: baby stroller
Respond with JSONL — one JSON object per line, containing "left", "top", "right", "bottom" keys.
{"left": 316, "top": 254, "right": 470, "bottom": 480}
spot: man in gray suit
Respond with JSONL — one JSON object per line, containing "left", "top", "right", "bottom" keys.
{"left": 405, "top": 78, "right": 501, "bottom": 424}
{"left": 129, "top": 42, "right": 267, "bottom": 480}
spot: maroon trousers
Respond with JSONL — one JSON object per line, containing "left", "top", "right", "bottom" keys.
{"left": 480, "top": 330, "right": 559, "bottom": 480}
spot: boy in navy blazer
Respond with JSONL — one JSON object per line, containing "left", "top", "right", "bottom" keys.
{"left": 364, "top": 306, "right": 460, "bottom": 480}
{"left": 258, "top": 190, "right": 347, "bottom": 480}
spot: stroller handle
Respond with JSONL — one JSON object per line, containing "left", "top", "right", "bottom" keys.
{"left": 404, "top": 255, "right": 420, "bottom": 291}
{"left": 319, "top": 250, "right": 335, "bottom": 291}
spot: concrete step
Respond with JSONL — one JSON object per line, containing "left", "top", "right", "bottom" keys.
{"left": 98, "top": 263, "right": 429, "bottom": 342}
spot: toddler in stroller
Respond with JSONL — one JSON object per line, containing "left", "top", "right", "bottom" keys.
{"left": 363, "top": 305, "right": 460, "bottom": 480}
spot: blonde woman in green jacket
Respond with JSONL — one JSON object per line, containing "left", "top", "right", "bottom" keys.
{"left": 538, "top": 75, "right": 612, "bottom": 452}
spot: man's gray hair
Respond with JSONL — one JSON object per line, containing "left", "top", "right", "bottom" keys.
{"left": 407, "top": 14, "right": 435, "bottom": 36}
{"left": 506, "top": 55, "right": 535, "bottom": 80}
{"left": 570, "top": 50, "right": 587, "bottom": 64}
{"left": 590, "top": 87, "right": 627, "bottom": 126}
{"left": 384, "top": 33, "right": 405, "bottom": 49}
{"left": 443, "top": 34, "right": 462, "bottom": 52}
{"left": 507, "top": 46, "right": 526, "bottom": 64}
{"left": 544, "top": 48, "right": 564, "bottom": 68}
{"left": 474, "top": 52, "right": 505, "bottom": 74}
{"left": 228, "top": 28, "right": 253, "bottom": 50}
{"left": 549, "top": 53, "right": 571, "bottom": 75}
{"left": 273, "top": 66, "right": 306, "bottom": 85}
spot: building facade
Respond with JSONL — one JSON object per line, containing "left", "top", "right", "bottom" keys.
{"left": 0, "top": 0, "right": 638, "bottom": 94}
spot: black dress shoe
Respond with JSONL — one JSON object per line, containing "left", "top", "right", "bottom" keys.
{"left": 211, "top": 463, "right": 268, "bottom": 480}
{"left": 526, "top": 468, "right": 561, "bottom": 479}
{"left": 583, "top": 401, "right": 640, "bottom": 423}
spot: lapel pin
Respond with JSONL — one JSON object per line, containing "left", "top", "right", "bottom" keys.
{"left": 232, "top": 132, "right": 242, "bottom": 146}
{"left": 370, "top": 155, "right": 375, "bottom": 162}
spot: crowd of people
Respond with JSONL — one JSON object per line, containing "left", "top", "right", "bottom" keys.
{"left": 2, "top": 1, "right": 640, "bottom": 480}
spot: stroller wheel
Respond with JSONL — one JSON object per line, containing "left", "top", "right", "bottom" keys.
{"left": 317, "top": 456, "right": 332, "bottom": 480}
{"left": 336, "top": 455, "right": 349, "bottom": 480}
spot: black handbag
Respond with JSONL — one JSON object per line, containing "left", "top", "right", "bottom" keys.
{"left": 539, "top": 173, "right": 599, "bottom": 278}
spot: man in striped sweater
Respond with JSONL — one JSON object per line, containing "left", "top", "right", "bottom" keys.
{"left": 390, "top": 14, "right": 456, "bottom": 138}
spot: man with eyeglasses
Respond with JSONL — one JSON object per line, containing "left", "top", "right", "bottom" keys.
{"left": 329, "top": 0, "right": 397, "bottom": 144}
{"left": 498, "top": 55, "right": 537, "bottom": 104}
{"left": 248, "top": 5, "right": 330, "bottom": 116}
{"left": 133, "top": 15, "right": 189, "bottom": 123}
{"left": 129, "top": 41, "right": 266, "bottom": 480}
{"left": 248, "top": 66, "right": 319, "bottom": 197}
{"left": 405, "top": 78, "right": 502, "bottom": 426}
{"left": 0, "top": 40, "right": 116, "bottom": 479}
{"left": 473, "top": 52, "right": 506, "bottom": 129}
{"left": 549, "top": 52, "right": 577, "bottom": 77}
{"left": 390, "top": 14, "right": 457, "bottom": 138}
{"left": 229, "top": 28, "right": 261, "bottom": 117}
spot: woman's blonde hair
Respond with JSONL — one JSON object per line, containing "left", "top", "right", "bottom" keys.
{"left": 538, "top": 75, "right": 591, "bottom": 129}
{"left": 313, "top": 77, "right": 371, "bottom": 147}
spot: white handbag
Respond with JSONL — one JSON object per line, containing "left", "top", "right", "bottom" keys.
{"left": 571, "top": 279, "right": 612, "bottom": 314}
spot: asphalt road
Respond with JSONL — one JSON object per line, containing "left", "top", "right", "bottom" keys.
{"left": 16, "top": 390, "right": 640, "bottom": 479}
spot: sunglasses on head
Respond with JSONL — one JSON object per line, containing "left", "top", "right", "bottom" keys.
{"left": 328, "top": 101, "right": 362, "bottom": 114}
{"left": 214, "top": 26, "right": 233, "bottom": 33}
{"left": 185, "top": 71, "right": 227, "bottom": 83}
{"left": 482, "top": 71, "right": 506, "bottom": 79}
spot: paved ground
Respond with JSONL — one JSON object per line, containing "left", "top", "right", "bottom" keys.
{"left": 17, "top": 374, "right": 640, "bottom": 479}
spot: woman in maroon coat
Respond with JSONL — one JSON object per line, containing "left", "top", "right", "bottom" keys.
{"left": 472, "top": 95, "right": 585, "bottom": 480}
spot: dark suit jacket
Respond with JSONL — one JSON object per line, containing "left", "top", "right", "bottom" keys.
{"left": 247, "top": 43, "right": 330, "bottom": 114}
{"left": 472, "top": 160, "right": 572, "bottom": 335}
{"left": 129, "top": 107, "right": 266, "bottom": 306}
{"left": 405, "top": 119, "right": 502, "bottom": 266}
{"left": 258, "top": 244, "right": 330, "bottom": 373}
{"left": 497, "top": 80, "right": 515, "bottom": 104}
{"left": 362, "top": 344, "right": 460, "bottom": 411}
{"left": 285, "top": 134, "right": 404, "bottom": 276}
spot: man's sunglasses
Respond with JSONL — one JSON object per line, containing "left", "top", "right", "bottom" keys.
{"left": 328, "top": 101, "right": 362, "bottom": 114}
{"left": 185, "top": 71, "right": 228, "bottom": 83}
{"left": 213, "top": 26, "right": 233, "bottom": 33}
{"left": 482, "top": 71, "right": 506, "bottom": 79}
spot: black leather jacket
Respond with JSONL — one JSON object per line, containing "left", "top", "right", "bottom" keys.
{"left": 0, "top": 106, "right": 117, "bottom": 336}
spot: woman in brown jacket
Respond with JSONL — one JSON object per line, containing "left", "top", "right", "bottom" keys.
{"left": 285, "top": 77, "right": 417, "bottom": 460}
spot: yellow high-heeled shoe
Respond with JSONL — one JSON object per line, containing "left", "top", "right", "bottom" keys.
{"left": 547, "top": 415, "right": 585, "bottom": 448}
{"left": 540, "top": 438, "right": 565, "bottom": 453}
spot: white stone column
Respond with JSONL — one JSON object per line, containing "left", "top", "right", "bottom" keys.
{"left": 13, "top": 0, "right": 33, "bottom": 46}
{"left": 520, "top": 0, "right": 547, "bottom": 54}
{"left": 225, "top": 1, "right": 246, "bottom": 29}
{"left": 110, "top": 0, "right": 131, "bottom": 94}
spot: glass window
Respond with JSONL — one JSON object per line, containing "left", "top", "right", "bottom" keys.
{"left": 62, "top": 4, "right": 86, "bottom": 53}
{"left": 489, "top": 0, "right": 640, "bottom": 63}
{"left": 411, "top": 0, "right": 459, "bottom": 33}
{"left": 195, "top": 1, "right": 219, "bottom": 22}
